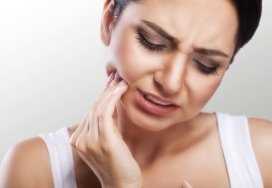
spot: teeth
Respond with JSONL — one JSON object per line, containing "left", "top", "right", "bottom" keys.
{"left": 145, "top": 95, "right": 172, "bottom": 106}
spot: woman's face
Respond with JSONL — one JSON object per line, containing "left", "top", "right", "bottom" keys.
{"left": 102, "top": 0, "right": 238, "bottom": 131}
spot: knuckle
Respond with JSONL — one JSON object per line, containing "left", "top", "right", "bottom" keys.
{"left": 86, "top": 139, "right": 99, "bottom": 154}
{"left": 70, "top": 136, "right": 77, "bottom": 146}
{"left": 98, "top": 112, "right": 107, "bottom": 122}
{"left": 76, "top": 141, "right": 87, "bottom": 153}
{"left": 100, "top": 141, "right": 112, "bottom": 155}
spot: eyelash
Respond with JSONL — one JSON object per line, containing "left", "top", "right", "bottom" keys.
{"left": 136, "top": 32, "right": 166, "bottom": 52}
{"left": 194, "top": 60, "right": 218, "bottom": 75}
{"left": 136, "top": 31, "right": 218, "bottom": 76}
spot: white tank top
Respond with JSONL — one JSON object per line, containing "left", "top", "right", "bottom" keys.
{"left": 216, "top": 112, "right": 263, "bottom": 188}
{"left": 39, "top": 113, "right": 264, "bottom": 188}
{"left": 40, "top": 127, "right": 77, "bottom": 188}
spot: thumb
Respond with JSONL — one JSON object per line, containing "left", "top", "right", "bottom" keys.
{"left": 182, "top": 181, "right": 192, "bottom": 188}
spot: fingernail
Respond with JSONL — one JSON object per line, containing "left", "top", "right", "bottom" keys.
{"left": 182, "top": 181, "right": 192, "bottom": 188}
{"left": 114, "top": 72, "right": 120, "bottom": 80}
{"left": 107, "top": 73, "right": 114, "bottom": 82}
{"left": 119, "top": 80, "right": 127, "bottom": 85}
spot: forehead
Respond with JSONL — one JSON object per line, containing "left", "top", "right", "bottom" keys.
{"left": 123, "top": 0, "right": 238, "bottom": 54}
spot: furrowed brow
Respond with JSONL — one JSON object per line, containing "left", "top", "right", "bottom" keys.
{"left": 141, "top": 20, "right": 175, "bottom": 42}
{"left": 194, "top": 47, "right": 229, "bottom": 58}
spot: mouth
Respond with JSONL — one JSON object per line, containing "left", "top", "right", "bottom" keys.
{"left": 142, "top": 90, "right": 179, "bottom": 107}
{"left": 136, "top": 89, "right": 179, "bottom": 116}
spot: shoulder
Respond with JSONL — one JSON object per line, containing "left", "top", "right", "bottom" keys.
{"left": 248, "top": 117, "right": 272, "bottom": 187}
{"left": 0, "top": 137, "right": 53, "bottom": 188}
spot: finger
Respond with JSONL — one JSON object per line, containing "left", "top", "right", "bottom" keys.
{"left": 112, "top": 107, "right": 118, "bottom": 128}
{"left": 99, "top": 72, "right": 116, "bottom": 96}
{"left": 109, "top": 72, "right": 120, "bottom": 88}
{"left": 70, "top": 117, "right": 87, "bottom": 147}
{"left": 101, "top": 72, "right": 123, "bottom": 101}
{"left": 98, "top": 80, "right": 128, "bottom": 137}
{"left": 74, "top": 117, "right": 90, "bottom": 153}
{"left": 87, "top": 72, "right": 125, "bottom": 139}
{"left": 87, "top": 81, "right": 117, "bottom": 140}
{"left": 106, "top": 72, "right": 115, "bottom": 87}
{"left": 95, "top": 72, "right": 118, "bottom": 106}
{"left": 89, "top": 107, "right": 100, "bottom": 140}
{"left": 88, "top": 72, "right": 117, "bottom": 138}
{"left": 182, "top": 181, "right": 193, "bottom": 188}
{"left": 70, "top": 73, "right": 121, "bottom": 151}
{"left": 104, "top": 71, "right": 120, "bottom": 92}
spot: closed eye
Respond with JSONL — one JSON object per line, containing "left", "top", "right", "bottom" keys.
{"left": 136, "top": 31, "right": 167, "bottom": 52}
{"left": 193, "top": 59, "right": 218, "bottom": 75}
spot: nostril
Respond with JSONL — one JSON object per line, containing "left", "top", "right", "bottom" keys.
{"left": 154, "top": 71, "right": 184, "bottom": 95}
{"left": 163, "top": 83, "right": 182, "bottom": 95}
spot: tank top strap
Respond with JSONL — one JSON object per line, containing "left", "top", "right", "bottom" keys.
{"left": 216, "top": 112, "right": 263, "bottom": 188}
{"left": 39, "top": 127, "right": 77, "bottom": 188}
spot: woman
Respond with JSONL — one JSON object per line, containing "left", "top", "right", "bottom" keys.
{"left": 1, "top": 0, "right": 271, "bottom": 187}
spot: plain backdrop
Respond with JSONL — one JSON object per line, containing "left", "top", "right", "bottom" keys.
{"left": 0, "top": 0, "right": 271, "bottom": 160}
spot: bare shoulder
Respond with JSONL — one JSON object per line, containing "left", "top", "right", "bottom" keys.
{"left": 248, "top": 117, "right": 272, "bottom": 187}
{"left": 0, "top": 137, "right": 53, "bottom": 188}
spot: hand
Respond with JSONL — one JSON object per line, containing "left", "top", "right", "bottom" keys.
{"left": 182, "top": 181, "right": 192, "bottom": 188}
{"left": 70, "top": 73, "right": 143, "bottom": 188}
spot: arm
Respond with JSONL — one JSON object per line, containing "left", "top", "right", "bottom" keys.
{"left": 249, "top": 118, "right": 272, "bottom": 187}
{"left": 0, "top": 138, "right": 53, "bottom": 188}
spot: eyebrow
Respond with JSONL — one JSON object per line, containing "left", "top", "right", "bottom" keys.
{"left": 194, "top": 48, "right": 229, "bottom": 58}
{"left": 141, "top": 20, "right": 230, "bottom": 58}
{"left": 141, "top": 20, "right": 175, "bottom": 42}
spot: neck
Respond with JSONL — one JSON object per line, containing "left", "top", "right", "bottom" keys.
{"left": 116, "top": 103, "right": 211, "bottom": 168}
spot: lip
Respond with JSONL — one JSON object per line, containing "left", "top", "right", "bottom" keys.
{"left": 141, "top": 90, "right": 180, "bottom": 106}
{"left": 135, "top": 89, "right": 179, "bottom": 116}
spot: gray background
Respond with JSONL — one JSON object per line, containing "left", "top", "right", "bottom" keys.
{"left": 0, "top": 0, "right": 271, "bottom": 160}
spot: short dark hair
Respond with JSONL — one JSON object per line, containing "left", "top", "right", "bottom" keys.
{"left": 113, "top": 0, "right": 262, "bottom": 57}
{"left": 232, "top": 0, "right": 262, "bottom": 53}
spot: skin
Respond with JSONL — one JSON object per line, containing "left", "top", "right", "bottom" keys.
{"left": 1, "top": 0, "right": 272, "bottom": 187}
{"left": 103, "top": 0, "right": 235, "bottom": 132}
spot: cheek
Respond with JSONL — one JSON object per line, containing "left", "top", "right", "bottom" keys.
{"left": 187, "top": 71, "right": 223, "bottom": 108}
{"left": 107, "top": 30, "right": 161, "bottom": 84}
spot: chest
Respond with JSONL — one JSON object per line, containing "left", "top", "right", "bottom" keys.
{"left": 74, "top": 128, "right": 230, "bottom": 188}
{"left": 75, "top": 149, "right": 230, "bottom": 188}
{"left": 141, "top": 151, "right": 230, "bottom": 188}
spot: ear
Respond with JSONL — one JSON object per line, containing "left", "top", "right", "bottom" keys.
{"left": 101, "top": 0, "right": 115, "bottom": 46}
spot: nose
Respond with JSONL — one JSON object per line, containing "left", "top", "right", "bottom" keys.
{"left": 154, "top": 53, "right": 188, "bottom": 95}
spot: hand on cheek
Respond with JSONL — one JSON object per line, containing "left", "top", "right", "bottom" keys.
{"left": 70, "top": 72, "right": 143, "bottom": 188}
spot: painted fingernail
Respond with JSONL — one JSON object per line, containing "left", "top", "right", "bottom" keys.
{"left": 182, "top": 181, "right": 192, "bottom": 188}
{"left": 107, "top": 73, "right": 114, "bottom": 82}
{"left": 114, "top": 72, "right": 120, "bottom": 80}
{"left": 119, "top": 80, "right": 127, "bottom": 85}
